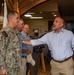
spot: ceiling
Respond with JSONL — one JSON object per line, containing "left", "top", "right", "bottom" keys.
{"left": 58, "top": 0, "right": 74, "bottom": 16}
{"left": 23, "top": 0, "right": 74, "bottom": 20}
{"left": 0, "top": 0, "right": 74, "bottom": 20}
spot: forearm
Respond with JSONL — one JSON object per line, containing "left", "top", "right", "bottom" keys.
{"left": 0, "top": 38, "right": 6, "bottom": 70}
{"left": 23, "top": 40, "right": 32, "bottom": 45}
{"left": 0, "top": 59, "right": 7, "bottom": 74}
{"left": 0, "top": 47, "right": 6, "bottom": 70}
{"left": 0, "top": 55, "right": 6, "bottom": 70}
{"left": 0, "top": 32, "right": 8, "bottom": 74}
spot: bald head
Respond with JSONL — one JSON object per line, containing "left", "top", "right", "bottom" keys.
{"left": 23, "top": 24, "right": 30, "bottom": 34}
{"left": 55, "top": 17, "right": 64, "bottom": 24}
{"left": 52, "top": 16, "right": 65, "bottom": 32}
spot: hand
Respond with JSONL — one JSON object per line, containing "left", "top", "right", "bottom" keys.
{"left": 0, "top": 69, "right": 7, "bottom": 75}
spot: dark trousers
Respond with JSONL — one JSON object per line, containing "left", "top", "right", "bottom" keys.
{"left": 26, "top": 63, "right": 29, "bottom": 75}
{"left": 31, "top": 52, "right": 41, "bottom": 75}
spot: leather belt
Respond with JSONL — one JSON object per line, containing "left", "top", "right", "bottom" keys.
{"left": 22, "top": 56, "right": 26, "bottom": 58}
{"left": 52, "top": 56, "right": 72, "bottom": 63}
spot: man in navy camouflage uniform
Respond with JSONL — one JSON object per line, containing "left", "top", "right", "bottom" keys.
{"left": 0, "top": 11, "right": 22, "bottom": 75}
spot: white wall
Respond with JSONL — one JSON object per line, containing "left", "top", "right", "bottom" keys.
{"left": 24, "top": 19, "right": 48, "bottom": 36}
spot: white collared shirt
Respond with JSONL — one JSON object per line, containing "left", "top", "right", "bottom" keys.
{"left": 31, "top": 28, "right": 74, "bottom": 61}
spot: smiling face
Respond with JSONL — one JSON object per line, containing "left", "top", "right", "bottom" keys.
{"left": 52, "top": 17, "right": 64, "bottom": 32}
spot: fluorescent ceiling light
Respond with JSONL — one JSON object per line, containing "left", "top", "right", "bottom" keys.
{"left": 30, "top": 17, "right": 43, "bottom": 19}
{"left": 27, "top": 12, "right": 35, "bottom": 14}
{"left": 54, "top": 14, "right": 57, "bottom": 17}
{"left": 24, "top": 14, "right": 32, "bottom": 17}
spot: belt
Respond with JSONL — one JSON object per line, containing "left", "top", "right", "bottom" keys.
{"left": 52, "top": 56, "right": 72, "bottom": 63}
{"left": 22, "top": 56, "right": 26, "bottom": 58}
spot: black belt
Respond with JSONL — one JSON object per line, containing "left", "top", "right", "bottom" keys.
{"left": 22, "top": 56, "right": 26, "bottom": 58}
{"left": 52, "top": 56, "right": 72, "bottom": 63}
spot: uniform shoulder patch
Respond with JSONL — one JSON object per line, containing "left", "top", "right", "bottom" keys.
{"left": 2, "top": 31, "right": 8, "bottom": 38}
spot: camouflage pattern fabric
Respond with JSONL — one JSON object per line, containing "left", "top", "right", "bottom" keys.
{"left": 0, "top": 25, "right": 22, "bottom": 75}
{"left": 6, "top": 67, "right": 20, "bottom": 75}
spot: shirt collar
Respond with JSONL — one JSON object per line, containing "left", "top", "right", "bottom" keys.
{"left": 21, "top": 31, "right": 27, "bottom": 35}
{"left": 53, "top": 28, "right": 64, "bottom": 33}
{"left": 61, "top": 28, "right": 64, "bottom": 32}
{"left": 6, "top": 25, "right": 17, "bottom": 34}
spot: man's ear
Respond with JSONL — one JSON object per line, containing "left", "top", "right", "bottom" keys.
{"left": 61, "top": 23, "right": 64, "bottom": 27}
{"left": 9, "top": 17, "right": 12, "bottom": 21}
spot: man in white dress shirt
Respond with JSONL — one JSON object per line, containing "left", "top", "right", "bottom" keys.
{"left": 23, "top": 17, "right": 74, "bottom": 75}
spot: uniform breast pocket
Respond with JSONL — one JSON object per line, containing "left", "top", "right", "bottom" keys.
{"left": 12, "top": 38, "right": 19, "bottom": 46}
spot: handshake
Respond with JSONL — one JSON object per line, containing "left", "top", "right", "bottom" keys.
{"left": 27, "top": 54, "right": 35, "bottom": 66}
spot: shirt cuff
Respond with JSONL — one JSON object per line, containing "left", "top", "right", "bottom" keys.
{"left": 0, "top": 64, "right": 6, "bottom": 70}
{"left": 31, "top": 40, "right": 35, "bottom": 46}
